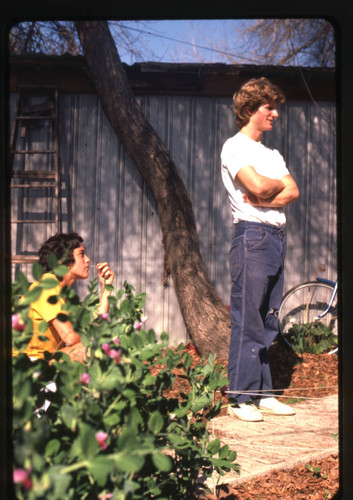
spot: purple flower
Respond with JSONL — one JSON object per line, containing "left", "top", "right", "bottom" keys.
{"left": 95, "top": 431, "right": 108, "bottom": 450}
{"left": 79, "top": 373, "right": 91, "bottom": 385}
{"left": 12, "top": 314, "right": 25, "bottom": 331}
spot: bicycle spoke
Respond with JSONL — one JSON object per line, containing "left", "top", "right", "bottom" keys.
{"left": 278, "top": 281, "right": 338, "bottom": 353}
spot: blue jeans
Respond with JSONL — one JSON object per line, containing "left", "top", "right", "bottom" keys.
{"left": 228, "top": 221, "right": 286, "bottom": 404}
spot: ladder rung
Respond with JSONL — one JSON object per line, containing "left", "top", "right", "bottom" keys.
{"left": 12, "top": 170, "right": 57, "bottom": 179}
{"left": 16, "top": 115, "right": 55, "bottom": 121}
{"left": 12, "top": 220, "right": 57, "bottom": 224}
{"left": 18, "top": 84, "right": 58, "bottom": 89}
{"left": 12, "top": 255, "right": 39, "bottom": 264}
{"left": 11, "top": 150, "right": 57, "bottom": 155}
{"left": 11, "top": 183, "right": 57, "bottom": 188}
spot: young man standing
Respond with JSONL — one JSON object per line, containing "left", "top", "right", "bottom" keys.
{"left": 221, "top": 77, "right": 299, "bottom": 422}
{"left": 20, "top": 232, "right": 114, "bottom": 363}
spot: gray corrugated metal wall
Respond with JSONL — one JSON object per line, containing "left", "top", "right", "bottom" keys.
{"left": 10, "top": 92, "right": 337, "bottom": 345}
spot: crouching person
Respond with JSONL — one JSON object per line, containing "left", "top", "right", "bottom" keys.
{"left": 19, "top": 232, "right": 115, "bottom": 363}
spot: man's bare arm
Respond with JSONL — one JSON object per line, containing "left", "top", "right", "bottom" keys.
{"left": 243, "top": 174, "right": 299, "bottom": 208}
{"left": 236, "top": 165, "right": 285, "bottom": 199}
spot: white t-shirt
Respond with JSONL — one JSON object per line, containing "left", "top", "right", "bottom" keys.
{"left": 221, "top": 132, "right": 290, "bottom": 226}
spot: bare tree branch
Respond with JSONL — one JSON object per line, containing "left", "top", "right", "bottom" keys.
{"left": 244, "top": 19, "right": 335, "bottom": 67}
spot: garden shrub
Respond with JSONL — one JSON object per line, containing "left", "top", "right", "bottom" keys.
{"left": 284, "top": 322, "right": 338, "bottom": 354}
{"left": 12, "top": 261, "right": 238, "bottom": 499}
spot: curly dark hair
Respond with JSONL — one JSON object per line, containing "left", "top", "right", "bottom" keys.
{"left": 38, "top": 232, "right": 83, "bottom": 274}
{"left": 233, "top": 77, "right": 285, "bottom": 129}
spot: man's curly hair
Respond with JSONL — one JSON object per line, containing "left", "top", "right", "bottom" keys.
{"left": 233, "top": 77, "right": 285, "bottom": 129}
{"left": 38, "top": 232, "right": 83, "bottom": 275}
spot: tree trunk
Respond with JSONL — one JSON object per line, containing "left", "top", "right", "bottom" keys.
{"left": 75, "top": 21, "right": 230, "bottom": 360}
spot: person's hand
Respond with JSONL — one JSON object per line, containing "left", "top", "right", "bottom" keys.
{"left": 96, "top": 262, "right": 115, "bottom": 287}
{"left": 243, "top": 192, "right": 262, "bottom": 206}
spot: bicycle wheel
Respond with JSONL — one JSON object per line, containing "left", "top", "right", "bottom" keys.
{"left": 279, "top": 281, "right": 338, "bottom": 349}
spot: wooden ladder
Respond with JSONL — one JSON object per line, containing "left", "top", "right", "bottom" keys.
{"left": 10, "top": 86, "right": 62, "bottom": 264}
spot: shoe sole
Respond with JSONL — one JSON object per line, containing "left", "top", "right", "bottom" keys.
{"left": 227, "top": 407, "right": 263, "bottom": 422}
{"left": 256, "top": 406, "right": 295, "bottom": 416}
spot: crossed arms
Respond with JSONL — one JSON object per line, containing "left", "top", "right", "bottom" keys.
{"left": 236, "top": 166, "right": 299, "bottom": 208}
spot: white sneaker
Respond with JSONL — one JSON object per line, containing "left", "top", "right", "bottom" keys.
{"left": 228, "top": 403, "right": 263, "bottom": 422}
{"left": 255, "top": 397, "right": 295, "bottom": 415}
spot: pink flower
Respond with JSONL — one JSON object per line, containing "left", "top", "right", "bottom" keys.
{"left": 114, "top": 349, "right": 122, "bottom": 364}
{"left": 13, "top": 468, "right": 32, "bottom": 490}
{"left": 102, "top": 342, "right": 122, "bottom": 364}
{"left": 79, "top": 373, "right": 90, "bottom": 385}
{"left": 134, "top": 316, "right": 148, "bottom": 331}
{"left": 101, "top": 313, "right": 109, "bottom": 320}
{"left": 95, "top": 431, "right": 108, "bottom": 450}
{"left": 108, "top": 348, "right": 122, "bottom": 364}
{"left": 12, "top": 314, "right": 25, "bottom": 331}
{"left": 98, "top": 493, "right": 113, "bottom": 500}
{"left": 101, "top": 343, "right": 110, "bottom": 354}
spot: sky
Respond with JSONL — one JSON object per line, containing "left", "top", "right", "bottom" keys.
{"left": 9, "top": 18, "right": 334, "bottom": 67}
{"left": 107, "top": 18, "right": 336, "bottom": 69}
{"left": 111, "top": 19, "right": 258, "bottom": 65}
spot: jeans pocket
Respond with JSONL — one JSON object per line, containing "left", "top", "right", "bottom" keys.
{"left": 245, "top": 229, "right": 269, "bottom": 251}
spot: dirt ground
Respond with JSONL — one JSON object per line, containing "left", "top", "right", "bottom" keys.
{"left": 180, "top": 341, "right": 339, "bottom": 499}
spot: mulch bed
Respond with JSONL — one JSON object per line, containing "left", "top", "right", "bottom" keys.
{"left": 177, "top": 341, "right": 340, "bottom": 499}
{"left": 215, "top": 453, "right": 339, "bottom": 499}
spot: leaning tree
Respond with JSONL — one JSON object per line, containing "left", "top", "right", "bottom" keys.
{"left": 75, "top": 21, "right": 231, "bottom": 360}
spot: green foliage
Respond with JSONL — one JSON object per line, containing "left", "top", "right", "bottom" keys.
{"left": 12, "top": 265, "right": 238, "bottom": 499}
{"left": 283, "top": 322, "right": 338, "bottom": 354}
{"left": 305, "top": 463, "right": 327, "bottom": 479}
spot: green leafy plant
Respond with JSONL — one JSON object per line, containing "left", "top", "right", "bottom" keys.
{"left": 305, "top": 463, "right": 327, "bottom": 479}
{"left": 331, "top": 433, "right": 338, "bottom": 442}
{"left": 12, "top": 264, "right": 238, "bottom": 499}
{"left": 284, "top": 322, "right": 338, "bottom": 354}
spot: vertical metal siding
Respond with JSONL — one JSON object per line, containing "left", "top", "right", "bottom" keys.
{"left": 263, "top": 101, "right": 337, "bottom": 289}
{"left": 10, "top": 92, "right": 337, "bottom": 345}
